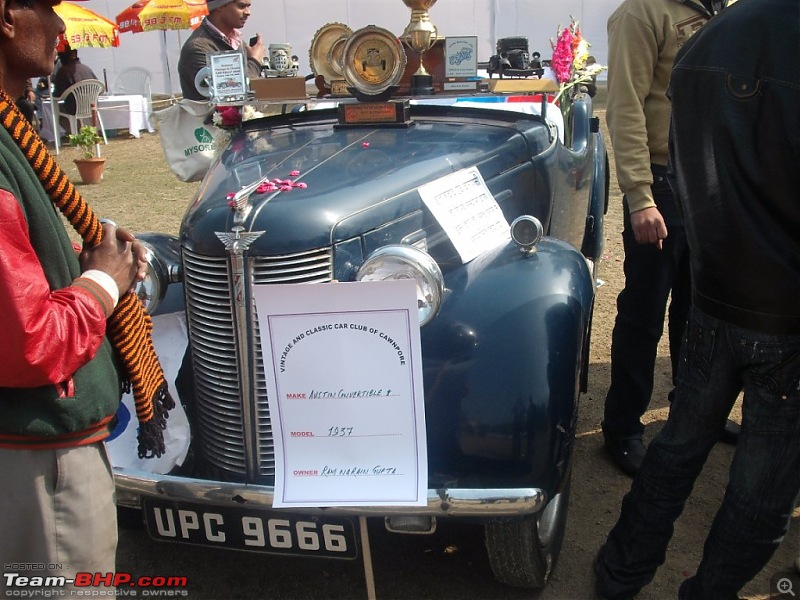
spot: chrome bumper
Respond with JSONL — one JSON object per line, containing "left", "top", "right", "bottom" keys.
{"left": 114, "top": 468, "right": 545, "bottom": 518}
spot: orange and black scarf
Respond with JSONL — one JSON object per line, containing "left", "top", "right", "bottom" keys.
{"left": 0, "top": 89, "right": 173, "bottom": 458}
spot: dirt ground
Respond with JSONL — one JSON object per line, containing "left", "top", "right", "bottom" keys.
{"left": 51, "top": 106, "right": 800, "bottom": 599}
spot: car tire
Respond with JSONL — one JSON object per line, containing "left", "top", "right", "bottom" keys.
{"left": 484, "top": 468, "right": 572, "bottom": 589}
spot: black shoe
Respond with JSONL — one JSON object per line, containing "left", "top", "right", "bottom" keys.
{"left": 593, "top": 547, "right": 636, "bottom": 600}
{"left": 604, "top": 436, "right": 646, "bottom": 477}
{"left": 719, "top": 419, "right": 740, "bottom": 445}
{"left": 678, "top": 578, "right": 692, "bottom": 600}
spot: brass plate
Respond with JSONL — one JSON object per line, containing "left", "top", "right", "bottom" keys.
{"left": 309, "top": 22, "right": 353, "bottom": 86}
{"left": 327, "top": 35, "right": 348, "bottom": 77}
{"left": 342, "top": 25, "right": 407, "bottom": 96}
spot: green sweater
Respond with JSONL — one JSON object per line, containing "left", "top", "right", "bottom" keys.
{"left": 0, "top": 125, "right": 122, "bottom": 442}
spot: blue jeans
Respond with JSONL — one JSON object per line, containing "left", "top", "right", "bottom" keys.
{"left": 603, "top": 165, "right": 692, "bottom": 440}
{"left": 596, "top": 306, "right": 800, "bottom": 600}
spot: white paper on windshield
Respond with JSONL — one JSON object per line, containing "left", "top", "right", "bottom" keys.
{"left": 417, "top": 166, "right": 510, "bottom": 263}
{"left": 254, "top": 280, "right": 427, "bottom": 508}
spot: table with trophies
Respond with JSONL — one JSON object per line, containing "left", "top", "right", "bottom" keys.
{"left": 299, "top": 0, "right": 557, "bottom": 105}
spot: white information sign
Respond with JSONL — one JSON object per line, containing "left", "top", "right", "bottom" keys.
{"left": 417, "top": 166, "right": 510, "bottom": 263}
{"left": 254, "top": 280, "right": 427, "bottom": 508}
{"left": 209, "top": 50, "right": 247, "bottom": 103}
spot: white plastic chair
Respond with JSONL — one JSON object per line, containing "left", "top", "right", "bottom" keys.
{"left": 53, "top": 79, "right": 108, "bottom": 144}
{"left": 112, "top": 67, "right": 153, "bottom": 127}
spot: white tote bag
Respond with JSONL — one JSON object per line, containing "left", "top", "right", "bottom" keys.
{"left": 154, "top": 99, "right": 218, "bottom": 183}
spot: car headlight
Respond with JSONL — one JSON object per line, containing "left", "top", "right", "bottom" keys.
{"left": 510, "top": 215, "right": 543, "bottom": 252}
{"left": 132, "top": 239, "right": 178, "bottom": 314}
{"left": 356, "top": 245, "right": 444, "bottom": 326}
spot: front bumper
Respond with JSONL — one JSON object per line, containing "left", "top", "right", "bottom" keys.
{"left": 114, "top": 468, "right": 545, "bottom": 518}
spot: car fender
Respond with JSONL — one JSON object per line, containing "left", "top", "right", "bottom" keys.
{"left": 581, "top": 128, "right": 610, "bottom": 262}
{"left": 420, "top": 237, "right": 594, "bottom": 494}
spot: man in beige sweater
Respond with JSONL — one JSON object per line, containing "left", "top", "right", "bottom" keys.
{"left": 601, "top": 0, "right": 734, "bottom": 476}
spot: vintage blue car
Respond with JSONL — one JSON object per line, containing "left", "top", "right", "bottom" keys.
{"left": 114, "top": 84, "right": 608, "bottom": 590}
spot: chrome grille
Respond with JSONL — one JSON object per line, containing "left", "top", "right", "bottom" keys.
{"left": 182, "top": 246, "right": 333, "bottom": 479}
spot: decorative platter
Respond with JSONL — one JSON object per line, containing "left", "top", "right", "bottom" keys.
{"left": 326, "top": 35, "right": 349, "bottom": 78}
{"left": 341, "top": 25, "right": 407, "bottom": 96}
{"left": 309, "top": 22, "right": 353, "bottom": 86}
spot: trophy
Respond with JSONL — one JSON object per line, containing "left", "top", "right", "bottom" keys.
{"left": 267, "top": 43, "right": 297, "bottom": 77}
{"left": 401, "top": 0, "right": 439, "bottom": 95}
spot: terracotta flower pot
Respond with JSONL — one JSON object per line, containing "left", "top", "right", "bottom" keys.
{"left": 74, "top": 157, "right": 107, "bottom": 184}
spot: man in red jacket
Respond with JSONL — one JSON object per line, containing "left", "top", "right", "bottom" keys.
{"left": 0, "top": 0, "right": 149, "bottom": 593}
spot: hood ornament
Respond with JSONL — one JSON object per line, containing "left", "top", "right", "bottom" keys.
{"left": 226, "top": 174, "right": 275, "bottom": 223}
{"left": 216, "top": 226, "right": 265, "bottom": 256}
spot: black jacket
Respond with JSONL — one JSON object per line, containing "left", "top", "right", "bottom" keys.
{"left": 668, "top": 0, "right": 800, "bottom": 334}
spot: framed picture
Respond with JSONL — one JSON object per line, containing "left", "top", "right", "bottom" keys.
{"left": 209, "top": 50, "right": 247, "bottom": 104}
{"left": 444, "top": 36, "right": 478, "bottom": 79}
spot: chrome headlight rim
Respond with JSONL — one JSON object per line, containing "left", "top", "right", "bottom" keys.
{"left": 356, "top": 244, "right": 444, "bottom": 327}
{"left": 510, "top": 215, "right": 543, "bottom": 251}
{"left": 132, "top": 240, "right": 170, "bottom": 314}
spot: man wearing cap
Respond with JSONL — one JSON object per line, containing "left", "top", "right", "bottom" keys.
{"left": 178, "top": 0, "right": 265, "bottom": 101}
{"left": 52, "top": 47, "right": 98, "bottom": 115}
{"left": 0, "top": 0, "right": 168, "bottom": 594}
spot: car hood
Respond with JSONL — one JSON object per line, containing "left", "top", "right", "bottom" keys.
{"left": 181, "top": 106, "right": 553, "bottom": 257}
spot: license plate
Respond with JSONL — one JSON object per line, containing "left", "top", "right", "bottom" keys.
{"left": 142, "top": 499, "right": 359, "bottom": 559}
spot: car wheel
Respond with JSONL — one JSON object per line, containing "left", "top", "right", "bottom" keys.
{"left": 484, "top": 469, "right": 572, "bottom": 589}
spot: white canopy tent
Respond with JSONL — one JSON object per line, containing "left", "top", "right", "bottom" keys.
{"left": 76, "top": 0, "right": 613, "bottom": 97}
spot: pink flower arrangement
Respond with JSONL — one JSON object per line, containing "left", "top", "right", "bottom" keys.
{"left": 551, "top": 21, "right": 578, "bottom": 85}
{"left": 212, "top": 104, "right": 266, "bottom": 131}
{"left": 550, "top": 17, "right": 606, "bottom": 122}
{"left": 214, "top": 106, "right": 242, "bottom": 128}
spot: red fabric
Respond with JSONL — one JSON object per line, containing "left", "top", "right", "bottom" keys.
{"left": 0, "top": 190, "right": 107, "bottom": 388}
{"left": 506, "top": 95, "right": 558, "bottom": 103}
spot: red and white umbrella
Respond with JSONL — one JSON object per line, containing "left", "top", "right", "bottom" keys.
{"left": 115, "top": 0, "right": 208, "bottom": 93}
{"left": 55, "top": 1, "right": 120, "bottom": 51}
{"left": 50, "top": 3, "right": 119, "bottom": 154}
{"left": 116, "top": 0, "right": 207, "bottom": 34}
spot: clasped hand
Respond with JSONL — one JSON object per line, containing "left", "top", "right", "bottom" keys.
{"left": 79, "top": 222, "right": 148, "bottom": 296}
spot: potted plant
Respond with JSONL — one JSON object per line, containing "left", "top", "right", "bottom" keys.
{"left": 68, "top": 125, "right": 106, "bottom": 184}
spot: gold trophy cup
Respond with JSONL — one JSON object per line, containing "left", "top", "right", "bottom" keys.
{"left": 401, "top": 0, "right": 438, "bottom": 95}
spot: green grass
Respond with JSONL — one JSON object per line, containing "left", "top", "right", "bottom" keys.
{"left": 52, "top": 131, "right": 198, "bottom": 238}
